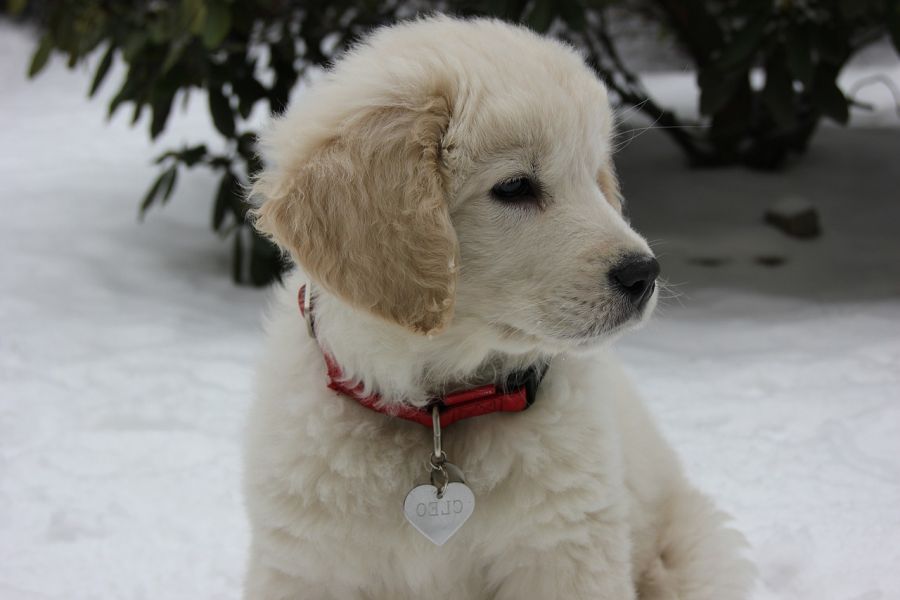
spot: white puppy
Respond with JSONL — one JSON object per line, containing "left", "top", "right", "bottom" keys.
{"left": 245, "top": 16, "right": 753, "bottom": 600}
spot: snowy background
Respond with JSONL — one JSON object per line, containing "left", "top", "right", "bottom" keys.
{"left": 2, "top": 20, "right": 899, "bottom": 600}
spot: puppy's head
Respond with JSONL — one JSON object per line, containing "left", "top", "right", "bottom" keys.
{"left": 253, "top": 17, "right": 657, "bottom": 351}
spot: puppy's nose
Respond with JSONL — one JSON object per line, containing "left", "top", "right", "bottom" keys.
{"left": 609, "top": 254, "right": 660, "bottom": 308}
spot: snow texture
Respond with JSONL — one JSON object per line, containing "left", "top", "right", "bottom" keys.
{"left": 1, "top": 22, "right": 899, "bottom": 600}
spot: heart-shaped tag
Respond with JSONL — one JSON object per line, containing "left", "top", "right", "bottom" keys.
{"left": 403, "top": 482, "right": 475, "bottom": 546}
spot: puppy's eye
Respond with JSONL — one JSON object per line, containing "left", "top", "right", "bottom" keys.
{"left": 490, "top": 177, "right": 536, "bottom": 202}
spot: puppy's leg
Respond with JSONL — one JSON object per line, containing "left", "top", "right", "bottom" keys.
{"left": 245, "top": 551, "right": 354, "bottom": 600}
{"left": 244, "top": 552, "right": 319, "bottom": 600}
{"left": 244, "top": 553, "right": 301, "bottom": 600}
{"left": 637, "top": 487, "right": 755, "bottom": 600}
{"left": 489, "top": 517, "right": 637, "bottom": 600}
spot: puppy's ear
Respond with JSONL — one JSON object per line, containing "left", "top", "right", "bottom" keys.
{"left": 252, "top": 97, "right": 457, "bottom": 335}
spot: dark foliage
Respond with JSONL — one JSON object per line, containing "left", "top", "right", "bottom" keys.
{"left": 6, "top": 0, "right": 896, "bottom": 285}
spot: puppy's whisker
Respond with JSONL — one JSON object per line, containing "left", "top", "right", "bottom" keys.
{"left": 655, "top": 278, "right": 687, "bottom": 309}
{"left": 611, "top": 109, "right": 666, "bottom": 150}
{"left": 612, "top": 122, "right": 708, "bottom": 153}
{"left": 613, "top": 98, "right": 650, "bottom": 122}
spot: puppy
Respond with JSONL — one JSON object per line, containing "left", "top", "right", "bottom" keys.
{"left": 245, "top": 16, "right": 753, "bottom": 600}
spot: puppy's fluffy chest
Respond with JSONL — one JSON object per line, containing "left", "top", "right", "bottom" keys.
{"left": 247, "top": 323, "right": 631, "bottom": 597}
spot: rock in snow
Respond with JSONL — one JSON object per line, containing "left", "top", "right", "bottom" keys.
{"left": 764, "top": 196, "right": 822, "bottom": 239}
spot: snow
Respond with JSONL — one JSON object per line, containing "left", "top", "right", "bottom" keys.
{"left": 2, "top": 21, "right": 899, "bottom": 600}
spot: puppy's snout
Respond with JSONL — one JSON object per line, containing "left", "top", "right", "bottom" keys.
{"left": 609, "top": 254, "right": 660, "bottom": 309}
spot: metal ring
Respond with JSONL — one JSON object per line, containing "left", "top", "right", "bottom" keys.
{"left": 430, "top": 465, "right": 449, "bottom": 497}
{"left": 303, "top": 284, "right": 315, "bottom": 339}
{"left": 429, "top": 451, "right": 447, "bottom": 469}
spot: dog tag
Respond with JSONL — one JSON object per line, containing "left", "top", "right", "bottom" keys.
{"left": 402, "top": 405, "right": 475, "bottom": 545}
{"left": 403, "top": 481, "right": 475, "bottom": 546}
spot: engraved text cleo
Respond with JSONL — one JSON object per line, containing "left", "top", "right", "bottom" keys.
{"left": 415, "top": 499, "right": 465, "bottom": 518}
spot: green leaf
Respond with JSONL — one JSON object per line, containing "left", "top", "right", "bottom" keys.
{"left": 8, "top": 0, "right": 27, "bottom": 16}
{"left": 154, "top": 144, "right": 208, "bottom": 166}
{"left": 89, "top": 44, "right": 115, "bottom": 97}
{"left": 182, "top": 144, "right": 209, "bottom": 166}
{"left": 208, "top": 156, "right": 232, "bottom": 169}
{"left": 812, "top": 65, "right": 848, "bottom": 124}
{"left": 122, "top": 33, "right": 147, "bottom": 63}
{"left": 178, "top": 0, "right": 206, "bottom": 33}
{"left": 268, "top": 37, "right": 299, "bottom": 111}
{"left": 208, "top": 86, "right": 235, "bottom": 137}
{"left": 140, "top": 166, "right": 178, "bottom": 217}
{"left": 148, "top": 17, "right": 170, "bottom": 45}
{"left": 161, "top": 40, "right": 186, "bottom": 74}
{"left": 213, "top": 171, "right": 237, "bottom": 231}
{"left": 28, "top": 35, "right": 53, "bottom": 78}
{"left": 108, "top": 72, "right": 137, "bottom": 118}
{"left": 203, "top": 1, "right": 232, "bottom": 49}
{"left": 131, "top": 102, "right": 144, "bottom": 126}
{"left": 162, "top": 168, "right": 178, "bottom": 203}
{"left": 233, "top": 76, "right": 267, "bottom": 119}
{"left": 150, "top": 89, "right": 176, "bottom": 139}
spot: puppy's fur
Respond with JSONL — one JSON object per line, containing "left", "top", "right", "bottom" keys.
{"left": 245, "top": 16, "right": 754, "bottom": 600}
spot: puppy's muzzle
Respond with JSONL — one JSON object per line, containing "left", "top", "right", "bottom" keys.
{"left": 609, "top": 254, "right": 660, "bottom": 311}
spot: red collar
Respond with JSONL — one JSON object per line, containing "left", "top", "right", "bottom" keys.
{"left": 299, "top": 285, "right": 546, "bottom": 428}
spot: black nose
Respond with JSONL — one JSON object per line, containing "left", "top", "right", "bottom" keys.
{"left": 609, "top": 254, "right": 660, "bottom": 308}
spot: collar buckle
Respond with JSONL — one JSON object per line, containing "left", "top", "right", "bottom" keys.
{"left": 502, "top": 364, "right": 547, "bottom": 407}
{"left": 302, "top": 284, "right": 316, "bottom": 339}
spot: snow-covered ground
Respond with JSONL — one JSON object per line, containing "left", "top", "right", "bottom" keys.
{"left": 2, "top": 21, "right": 899, "bottom": 600}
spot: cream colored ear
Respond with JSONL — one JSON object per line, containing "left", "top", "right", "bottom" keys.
{"left": 252, "top": 97, "right": 457, "bottom": 335}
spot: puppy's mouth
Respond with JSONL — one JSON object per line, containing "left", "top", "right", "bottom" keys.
{"left": 558, "top": 312, "right": 641, "bottom": 348}
{"left": 497, "top": 285, "right": 658, "bottom": 352}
